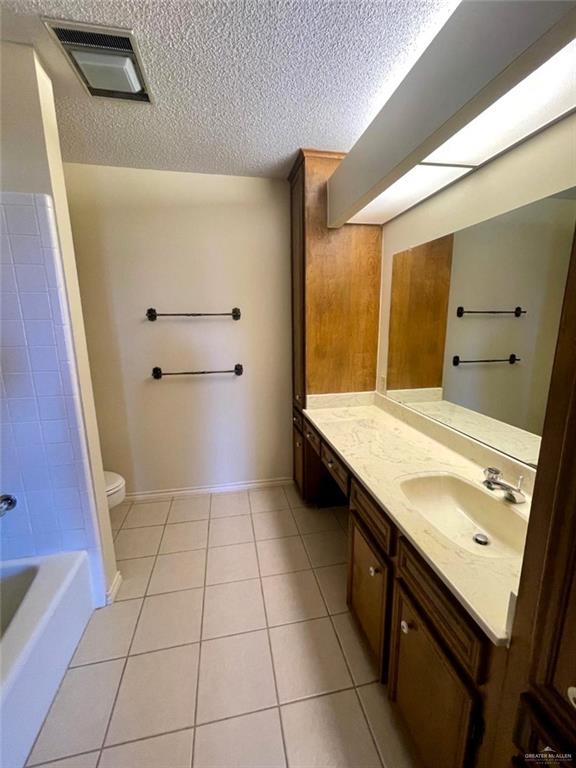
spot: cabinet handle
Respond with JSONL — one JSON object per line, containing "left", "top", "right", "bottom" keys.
{"left": 295, "top": 394, "right": 301, "bottom": 401}
{"left": 401, "top": 620, "right": 414, "bottom": 634}
{"left": 568, "top": 686, "right": 576, "bottom": 709}
{"left": 293, "top": 416, "right": 298, "bottom": 424}
{"left": 306, "top": 432, "right": 312, "bottom": 438}
{"left": 296, "top": 441, "right": 302, "bottom": 448}
{"left": 327, "top": 460, "right": 334, "bottom": 468}
{"left": 368, "top": 566, "right": 381, "bottom": 577}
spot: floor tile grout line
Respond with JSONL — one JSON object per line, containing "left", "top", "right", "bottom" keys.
{"left": 30, "top": 489, "right": 353, "bottom": 767}
{"left": 248, "top": 487, "right": 291, "bottom": 768}
{"left": 190, "top": 491, "right": 212, "bottom": 768}
{"left": 30, "top": 677, "right": 384, "bottom": 768}
{"left": 58, "top": 603, "right": 356, "bottom": 670}
{"left": 355, "top": 686, "right": 388, "bottom": 768}
{"left": 307, "top": 512, "right": 385, "bottom": 768}
{"left": 94, "top": 500, "right": 172, "bottom": 768}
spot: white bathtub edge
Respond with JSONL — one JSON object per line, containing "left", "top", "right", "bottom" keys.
{"left": 1, "top": 552, "right": 94, "bottom": 768}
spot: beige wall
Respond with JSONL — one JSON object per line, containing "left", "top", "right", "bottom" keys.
{"left": 0, "top": 43, "right": 51, "bottom": 193}
{"left": 379, "top": 113, "right": 576, "bottom": 391}
{"left": 64, "top": 164, "right": 292, "bottom": 495}
{"left": 443, "top": 198, "right": 574, "bottom": 434}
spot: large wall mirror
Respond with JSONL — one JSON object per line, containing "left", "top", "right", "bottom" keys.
{"left": 386, "top": 189, "right": 576, "bottom": 467}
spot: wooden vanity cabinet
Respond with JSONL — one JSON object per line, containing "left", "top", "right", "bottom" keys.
{"left": 348, "top": 478, "right": 498, "bottom": 768}
{"left": 348, "top": 514, "right": 391, "bottom": 673}
{"left": 390, "top": 584, "right": 478, "bottom": 768}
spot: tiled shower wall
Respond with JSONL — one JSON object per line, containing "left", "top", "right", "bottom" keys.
{"left": 1, "top": 192, "right": 99, "bottom": 566}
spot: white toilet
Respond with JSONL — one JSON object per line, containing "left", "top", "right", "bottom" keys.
{"left": 104, "top": 471, "right": 126, "bottom": 510}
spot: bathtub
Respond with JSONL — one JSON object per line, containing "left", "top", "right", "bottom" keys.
{"left": 0, "top": 552, "right": 93, "bottom": 768}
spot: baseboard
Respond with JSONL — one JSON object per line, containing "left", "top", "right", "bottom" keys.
{"left": 106, "top": 569, "right": 123, "bottom": 604}
{"left": 125, "top": 476, "right": 293, "bottom": 503}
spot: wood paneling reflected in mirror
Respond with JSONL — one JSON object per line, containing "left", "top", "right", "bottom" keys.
{"left": 387, "top": 235, "right": 453, "bottom": 391}
{"left": 385, "top": 191, "right": 576, "bottom": 466}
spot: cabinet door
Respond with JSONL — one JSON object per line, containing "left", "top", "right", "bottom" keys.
{"left": 349, "top": 517, "right": 388, "bottom": 663}
{"left": 390, "top": 586, "right": 476, "bottom": 768}
{"left": 290, "top": 164, "right": 305, "bottom": 408}
{"left": 293, "top": 426, "right": 304, "bottom": 496}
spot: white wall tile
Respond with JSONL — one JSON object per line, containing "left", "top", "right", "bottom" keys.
{"left": 29, "top": 346, "right": 59, "bottom": 371}
{"left": 7, "top": 398, "right": 38, "bottom": 422}
{"left": 4, "top": 204, "right": 39, "bottom": 235}
{"left": 1, "top": 233, "right": 12, "bottom": 262}
{"left": 10, "top": 234, "right": 43, "bottom": 263}
{"left": 25, "top": 319, "right": 55, "bottom": 346}
{"left": 0, "top": 194, "right": 96, "bottom": 564}
{"left": 0, "top": 192, "right": 35, "bottom": 206}
{"left": 51, "top": 463, "right": 78, "bottom": 489}
{"left": 36, "top": 203, "right": 60, "bottom": 247}
{"left": 1, "top": 264, "right": 16, "bottom": 291}
{"left": 4, "top": 372, "right": 35, "bottom": 397}
{"left": 38, "top": 396, "right": 67, "bottom": 420}
{"left": 0, "top": 293, "right": 21, "bottom": 321}
{"left": 13, "top": 421, "right": 43, "bottom": 447}
{"left": 42, "top": 419, "right": 70, "bottom": 443}
{"left": 15, "top": 263, "right": 48, "bottom": 292}
{"left": 1, "top": 320, "right": 26, "bottom": 346}
{"left": 33, "top": 370, "right": 63, "bottom": 396}
{"left": 20, "top": 292, "right": 52, "bottom": 320}
{"left": 1, "top": 347, "right": 30, "bottom": 373}
{"left": 1, "top": 534, "right": 36, "bottom": 559}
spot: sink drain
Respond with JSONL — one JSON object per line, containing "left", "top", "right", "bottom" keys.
{"left": 473, "top": 533, "right": 490, "bottom": 546}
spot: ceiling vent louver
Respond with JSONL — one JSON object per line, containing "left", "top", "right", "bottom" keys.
{"left": 44, "top": 19, "right": 150, "bottom": 102}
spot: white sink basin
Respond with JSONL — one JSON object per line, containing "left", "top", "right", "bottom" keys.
{"left": 399, "top": 473, "right": 527, "bottom": 558}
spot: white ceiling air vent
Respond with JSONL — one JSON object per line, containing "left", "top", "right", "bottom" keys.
{"left": 43, "top": 19, "right": 150, "bottom": 102}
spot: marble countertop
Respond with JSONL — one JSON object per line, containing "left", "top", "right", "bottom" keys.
{"left": 304, "top": 403, "right": 528, "bottom": 645}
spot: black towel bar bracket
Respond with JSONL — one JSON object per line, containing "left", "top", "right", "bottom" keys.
{"left": 152, "top": 364, "right": 243, "bottom": 379}
{"left": 147, "top": 307, "right": 241, "bottom": 321}
{"left": 456, "top": 306, "right": 526, "bottom": 318}
{"left": 452, "top": 354, "right": 520, "bottom": 367}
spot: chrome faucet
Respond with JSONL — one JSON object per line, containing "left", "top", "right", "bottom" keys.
{"left": 0, "top": 494, "right": 17, "bottom": 518}
{"left": 482, "top": 468, "right": 526, "bottom": 504}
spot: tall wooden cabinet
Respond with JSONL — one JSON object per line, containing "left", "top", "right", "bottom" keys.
{"left": 289, "top": 149, "right": 382, "bottom": 411}
{"left": 289, "top": 149, "right": 382, "bottom": 497}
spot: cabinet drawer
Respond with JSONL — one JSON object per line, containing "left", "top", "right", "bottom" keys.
{"left": 303, "top": 420, "right": 321, "bottom": 456}
{"left": 397, "top": 539, "right": 487, "bottom": 684}
{"left": 390, "top": 585, "right": 477, "bottom": 768}
{"left": 350, "top": 480, "right": 394, "bottom": 556}
{"left": 320, "top": 443, "right": 349, "bottom": 496}
{"left": 292, "top": 409, "right": 303, "bottom": 432}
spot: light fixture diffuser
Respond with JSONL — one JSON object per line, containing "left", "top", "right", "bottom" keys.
{"left": 425, "top": 38, "right": 576, "bottom": 167}
{"left": 71, "top": 50, "right": 142, "bottom": 93}
{"left": 349, "top": 164, "right": 470, "bottom": 224}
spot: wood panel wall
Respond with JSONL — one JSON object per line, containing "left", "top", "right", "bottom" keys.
{"left": 387, "top": 235, "right": 453, "bottom": 391}
{"left": 302, "top": 152, "right": 382, "bottom": 394}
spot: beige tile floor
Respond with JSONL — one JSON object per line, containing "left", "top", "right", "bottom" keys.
{"left": 27, "top": 485, "right": 420, "bottom": 768}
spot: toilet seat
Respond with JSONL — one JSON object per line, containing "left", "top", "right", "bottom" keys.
{"left": 104, "top": 471, "right": 126, "bottom": 509}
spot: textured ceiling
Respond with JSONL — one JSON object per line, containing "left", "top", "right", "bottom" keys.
{"left": 1, "top": 0, "right": 459, "bottom": 178}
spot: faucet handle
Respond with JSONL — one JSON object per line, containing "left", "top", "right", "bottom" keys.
{"left": 484, "top": 467, "right": 502, "bottom": 482}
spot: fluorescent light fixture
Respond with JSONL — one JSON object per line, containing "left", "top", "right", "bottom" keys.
{"left": 425, "top": 38, "right": 576, "bottom": 166}
{"left": 348, "top": 38, "right": 576, "bottom": 225}
{"left": 71, "top": 50, "right": 142, "bottom": 93}
{"left": 349, "top": 164, "right": 470, "bottom": 224}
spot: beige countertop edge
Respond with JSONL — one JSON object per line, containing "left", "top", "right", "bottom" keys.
{"left": 303, "top": 403, "right": 525, "bottom": 646}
